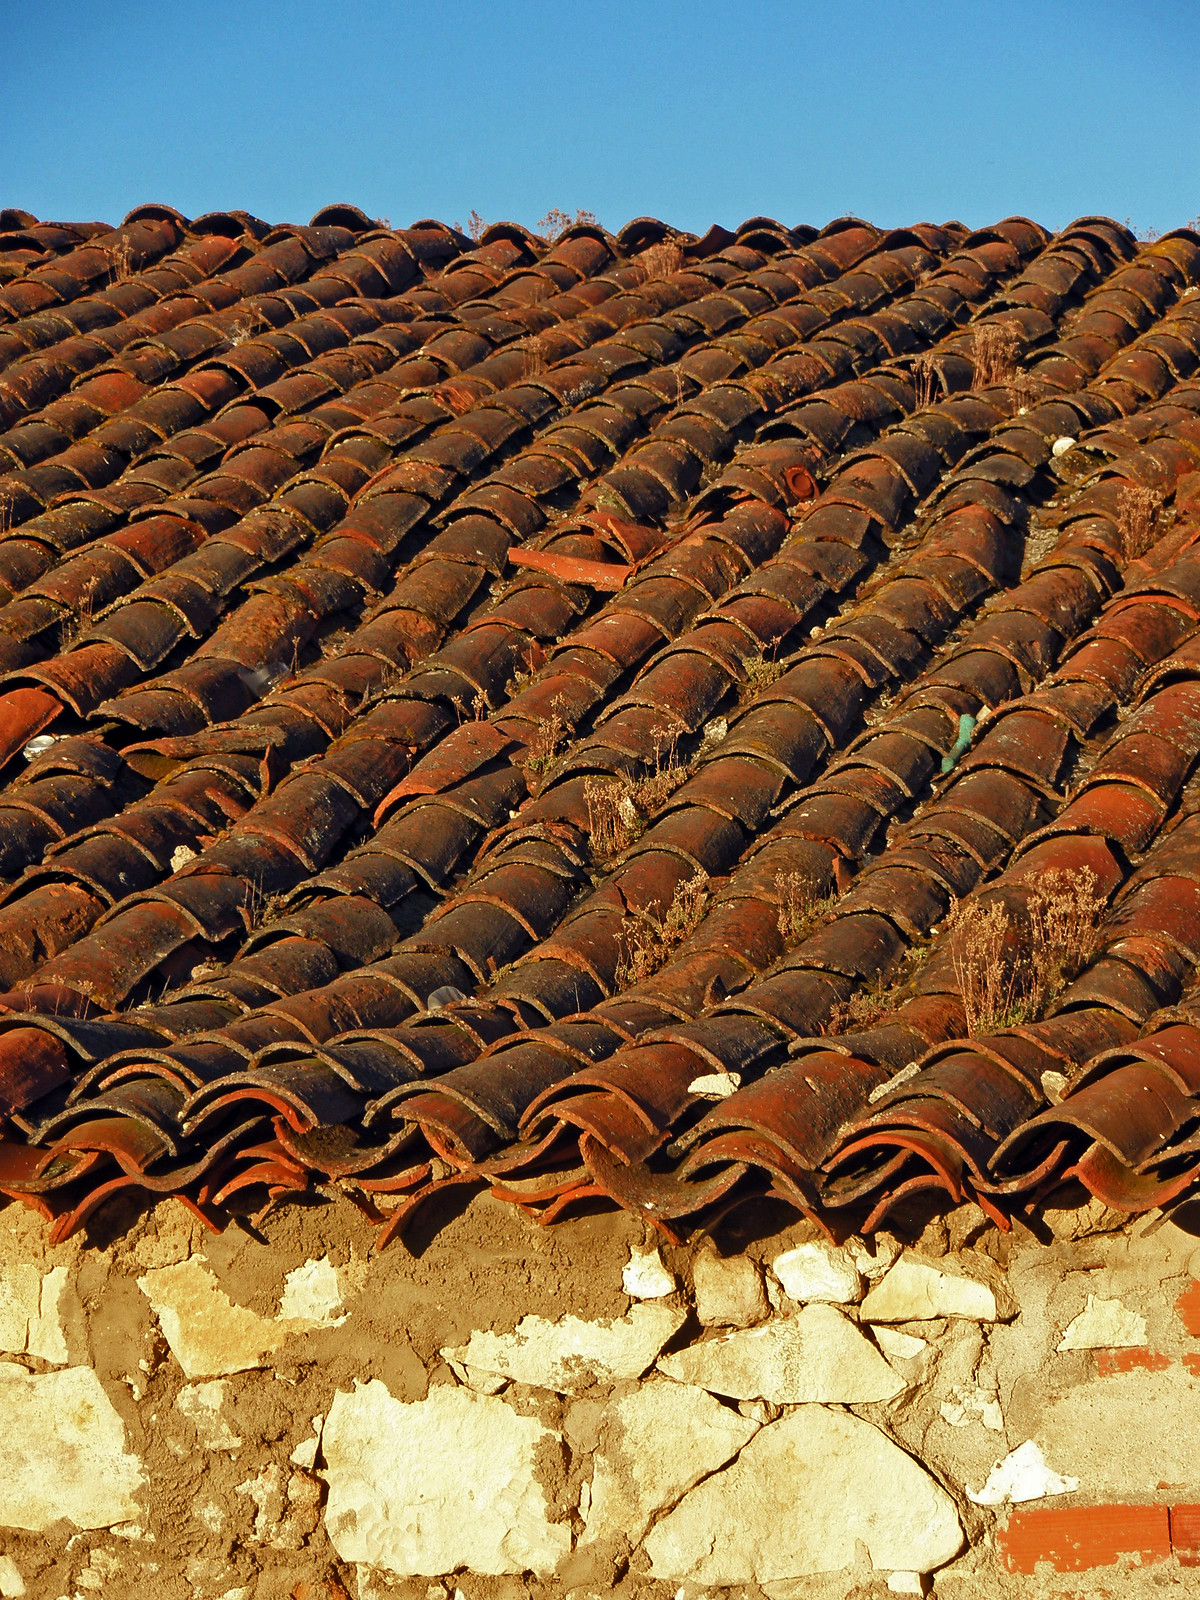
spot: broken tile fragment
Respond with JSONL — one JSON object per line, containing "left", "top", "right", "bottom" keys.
{"left": 442, "top": 1302, "right": 685, "bottom": 1394}
{"left": 643, "top": 1405, "right": 963, "bottom": 1582}
{"left": 581, "top": 1381, "right": 757, "bottom": 1549}
{"left": 0, "top": 1363, "right": 146, "bottom": 1531}
{"left": 772, "top": 1241, "right": 863, "bottom": 1304}
{"left": 1056, "top": 1293, "right": 1147, "bottom": 1351}
{"left": 321, "top": 1379, "right": 570, "bottom": 1576}
{"left": 658, "top": 1303, "right": 904, "bottom": 1403}
{"left": 860, "top": 1251, "right": 1016, "bottom": 1323}
{"left": 692, "top": 1251, "right": 769, "bottom": 1327}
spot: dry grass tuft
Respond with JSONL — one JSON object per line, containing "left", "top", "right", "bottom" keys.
{"left": 635, "top": 240, "right": 685, "bottom": 282}
{"left": 585, "top": 774, "right": 642, "bottom": 857}
{"left": 615, "top": 871, "right": 710, "bottom": 987}
{"left": 522, "top": 695, "right": 568, "bottom": 778}
{"left": 61, "top": 577, "right": 97, "bottom": 648}
{"left": 537, "top": 208, "right": 599, "bottom": 244}
{"left": 912, "top": 355, "right": 940, "bottom": 409}
{"left": 971, "top": 321, "right": 1021, "bottom": 389}
{"left": 106, "top": 237, "right": 134, "bottom": 284}
{"left": 1009, "top": 370, "right": 1041, "bottom": 412}
{"left": 1116, "top": 483, "right": 1164, "bottom": 562}
{"left": 585, "top": 722, "right": 692, "bottom": 860}
{"left": 775, "top": 870, "right": 835, "bottom": 947}
{"left": 950, "top": 867, "right": 1107, "bottom": 1035}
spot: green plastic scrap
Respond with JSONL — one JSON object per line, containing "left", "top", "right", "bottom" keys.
{"left": 940, "top": 712, "right": 977, "bottom": 773}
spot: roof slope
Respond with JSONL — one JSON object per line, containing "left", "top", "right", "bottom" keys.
{"left": 1, "top": 204, "right": 1200, "bottom": 1248}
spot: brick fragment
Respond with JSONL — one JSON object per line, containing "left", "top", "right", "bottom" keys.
{"left": 996, "top": 1504, "right": 1171, "bottom": 1574}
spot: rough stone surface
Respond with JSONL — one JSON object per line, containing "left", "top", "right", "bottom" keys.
{"left": 277, "top": 1256, "right": 348, "bottom": 1324}
{"left": 443, "top": 1303, "right": 685, "bottom": 1393}
{"left": 175, "top": 1380, "right": 244, "bottom": 1451}
{"left": 621, "top": 1245, "right": 676, "bottom": 1300}
{"left": 0, "top": 1264, "right": 68, "bottom": 1364}
{"left": 643, "top": 1404, "right": 963, "bottom": 1582}
{"left": 139, "top": 1258, "right": 290, "bottom": 1377}
{"left": 321, "top": 1379, "right": 570, "bottom": 1577}
{"left": 0, "top": 1363, "right": 145, "bottom": 1531}
{"left": 581, "top": 1380, "right": 757, "bottom": 1549}
{"left": 860, "top": 1251, "right": 1016, "bottom": 1323}
{"left": 1056, "top": 1292, "right": 1147, "bottom": 1350}
{"left": 967, "top": 1439, "right": 1078, "bottom": 1504}
{"left": 874, "top": 1326, "right": 928, "bottom": 1361}
{"left": 0, "top": 1555, "right": 24, "bottom": 1597}
{"left": 658, "top": 1303, "right": 905, "bottom": 1403}
{"left": 772, "top": 1242, "right": 863, "bottom": 1304}
{"left": 1035, "top": 1364, "right": 1200, "bottom": 1496}
{"left": 692, "top": 1251, "right": 769, "bottom": 1327}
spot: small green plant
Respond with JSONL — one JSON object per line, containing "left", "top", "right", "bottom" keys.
{"left": 775, "top": 871, "right": 835, "bottom": 947}
{"left": 740, "top": 651, "right": 784, "bottom": 703}
{"left": 522, "top": 695, "right": 568, "bottom": 777}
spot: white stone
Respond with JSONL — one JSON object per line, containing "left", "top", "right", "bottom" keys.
{"left": 658, "top": 1303, "right": 905, "bottom": 1403}
{"left": 289, "top": 1415, "right": 323, "bottom": 1469}
{"left": 772, "top": 1242, "right": 863, "bottom": 1304}
{"left": 939, "top": 1384, "right": 1003, "bottom": 1431}
{"left": 693, "top": 1252, "right": 769, "bottom": 1327}
{"left": 175, "top": 1380, "right": 243, "bottom": 1450}
{"left": 1051, "top": 435, "right": 1076, "bottom": 457}
{"left": 321, "top": 1379, "right": 570, "bottom": 1576}
{"left": 0, "top": 1555, "right": 24, "bottom": 1597}
{"left": 853, "top": 1234, "right": 902, "bottom": 1280}
{"left": 443, "top": 1302, "right": 685, "bottom": 1394}
{"left": 581, "top": 1381, "right": 757, "bottom": 1548}
{"left": 0, "top": 1264, "right": 68, "bottom": 1364}
{"left": 887, "top": 1574, "right": 928, "bottom": 1596}
{"left": 967, "top": 1439, "right": 1078, "bottom": 1505}
{"left": 643, "top": 1405, "right": 963, "bottom": 1582}
{"left": 1056, "top": 1293, "right": 1147, "bottom": 1351}
{"left": 278, "top": 1256, "right": 346, "bottom": 1325}
{"left": 874, "top": 1327, "right": 927, "bottom": 1361}
{"left": 860, "top": 1251, "right": 1016, "bottom": 1323}
{"left": 622, "top": 1245, "right": 676, "bottom": 1300}
{"left": 170, "top": 844, "right": 197, "bottom": 870}
{"left": 26, "top": 1265, "right": 69, "bottom": 1364}
{"left": 688, "top": 1071, "right": 740, "bottom": 1098}
{"left": 0, "top": 1363, "right": 145, "bottom": 1531}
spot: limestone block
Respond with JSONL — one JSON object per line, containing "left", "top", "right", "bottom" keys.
{"left": 0, "top": 1555, "right": 24, "bottom": 1596}
{"left": 442, "top": 1302, "right": 685, "bottom": 1394}
{"left": 0, "top": 1363, "right": 145, "bottom": 1531}
{"left": 772, "top": 1242, "right": 863, "bottom": 1304}
{"left": 643, "top": 1404, "right": 963, "bottom": 1582}
{"left": 278, "top": 1256, "right": 348, "bottom": 1324}
{"left": 1056, "top": 1293, "right": 1146, "bottom": 1350}
{"left": 0, "top": 1264, "right": 69, "bottom": 1364}
{"left": 622, "top": 1246, "right": 676, "bottom": 1300}
{"left": 860, "top": 1251, "right": 1016, "bottom": 1323}
{"left": 967, "top": 1439, "right": 1078, "bottom": 1504}
{"left": 873, "top": 1327, "right": 928, "bottom": 1361}
{"left": 693, "top": 1252, "right": 769, "bottom": 1327}
{"left": 580, "top": 1381, "right": 757, "bottom": 1549}
{"left": 321, "top": 1379, "right": 570, "bottom": 1577}
{"left": 658, "top": 1303, "right": 904, "bottom": 1403}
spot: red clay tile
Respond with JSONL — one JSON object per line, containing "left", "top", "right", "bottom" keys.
{"left": 996, "top": 1504, "right": 1172, "bottom": 1574}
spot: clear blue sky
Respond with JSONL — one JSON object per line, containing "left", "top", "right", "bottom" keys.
{"left": 2, "top": 0, "right": 1196, "bottom": 236}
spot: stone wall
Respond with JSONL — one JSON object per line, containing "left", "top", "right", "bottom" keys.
{"left": 2, "top": 1189, "right": 1200, "bottom": 1598}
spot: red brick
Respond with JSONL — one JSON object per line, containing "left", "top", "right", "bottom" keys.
{"left": 996, "top": 1504, "right": 1172, "bottom": 1574}
{"left": 1184, "top": 1352, "right": 1200, "bottom": 1376}
{"left": 1175, "top": 1279, "right": 1200, "bottom": 1337}
{"left": 1094, "top": 1348, "right": 1171, "bottom": 1376}
{"left": 1171, "top": 1503, "right": 1200, "bottom": 1565}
